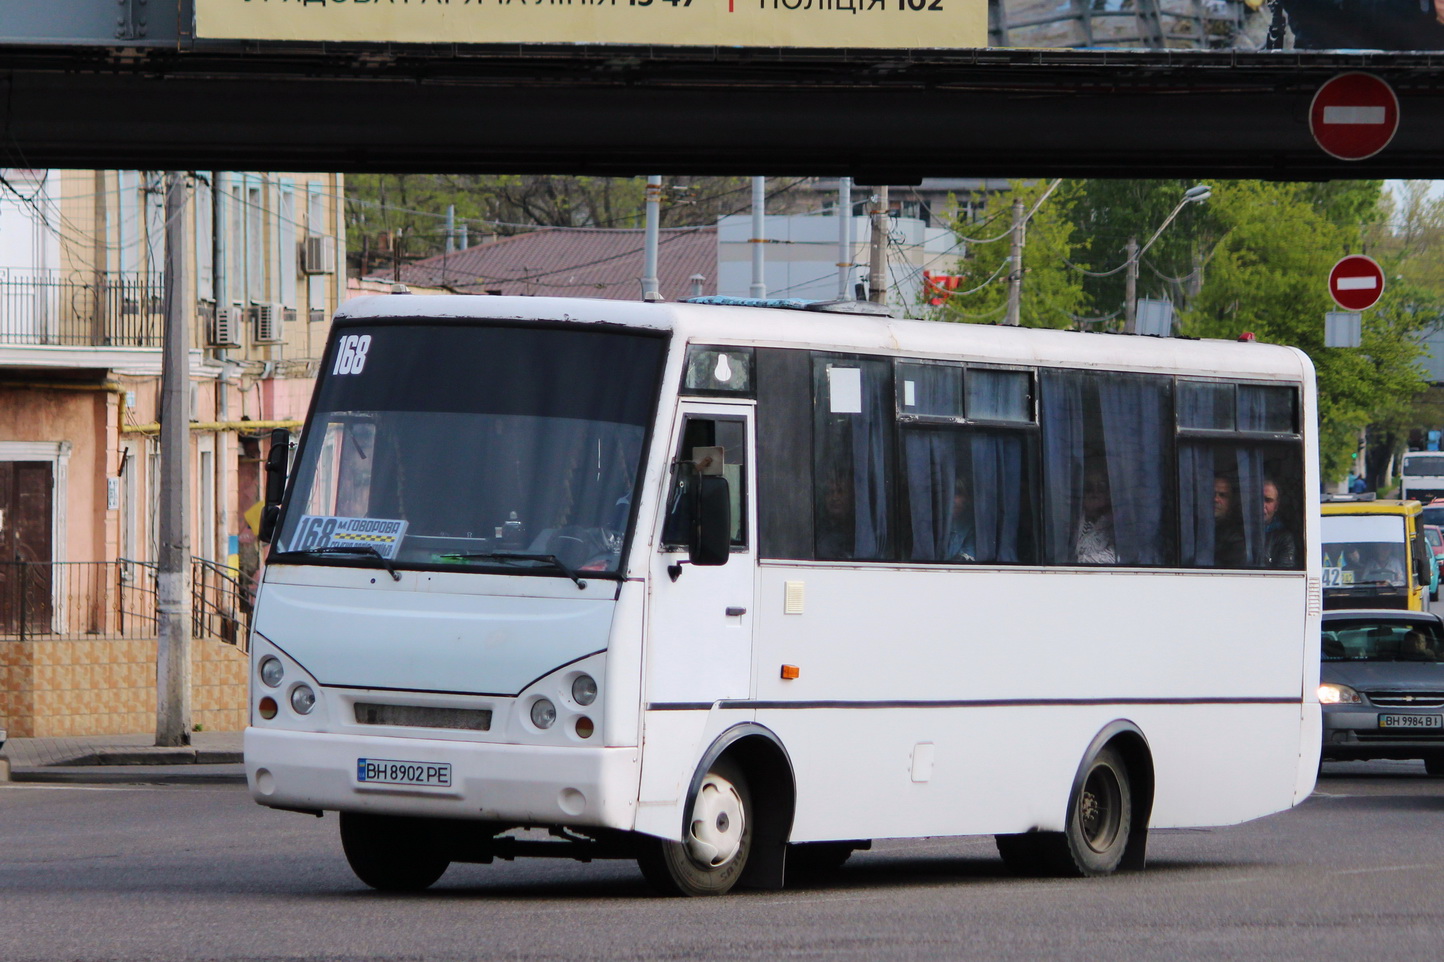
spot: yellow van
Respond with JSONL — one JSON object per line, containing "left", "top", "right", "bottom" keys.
{"left": 1321, "top": 498, "right": 1432, "bottom": 611}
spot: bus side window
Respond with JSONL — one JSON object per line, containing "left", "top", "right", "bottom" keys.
{"left": 1039, "top": 371, "right": 1174, "bottom": 567}
{"left": 661, "top": 417, "right": 748, "bottom": 550}
{"left": 813, "top": 355, "right": 894, "bottom": 561}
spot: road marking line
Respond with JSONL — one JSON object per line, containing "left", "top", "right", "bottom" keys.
{"left": 1328, "top": 863, "right": 1437, "bottom": 877}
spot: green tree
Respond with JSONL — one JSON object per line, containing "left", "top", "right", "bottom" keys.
{"left": 924, "top": 179, "right": 1086, "bottom": 329}
{"left": 1067, "top": 179, "right": 1214, "bottom": 321}
{"left": 1179, "top": 180, "right": 1430, "bottom": 481}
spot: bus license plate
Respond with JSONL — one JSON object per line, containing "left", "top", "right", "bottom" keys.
{"left": 356, "top": 758, "right": 452, "bottom": 787}
{"left": 1378, "top": 715, "right": 1443, "bottom": 729}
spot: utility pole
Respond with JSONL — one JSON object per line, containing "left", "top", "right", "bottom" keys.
{"left": 1123, "top": 236, "right": 1139, "bottom": 334}
{"left": 642, "top": 176, "right": 661, "bottom": 301}
{"left": 836, "top": 177, "right": 853, "bottom": 300}
{"left": 868, "top": 186, "right": 889, "bottom": 305}
{"left": 1005, "top": 199, "right": 1025, "bottom": 326}
{"left": 749, "top": 176, "right": 767, "bottom": 298}
{"left": 156, "top": 172, "right": 192, "bottom": 748}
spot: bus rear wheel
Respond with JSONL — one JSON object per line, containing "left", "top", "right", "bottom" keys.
{"left": 638, "top": 759, "right": 752, "bottom": 896}
{"left": 1056, "top": 745, "right": 1132, "bottom": 876}
{"left": 339, "top": 812, "right": 451, "bottom": 892}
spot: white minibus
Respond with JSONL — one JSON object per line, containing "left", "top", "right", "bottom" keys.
{"left": 1400, "top": 451, "right": 1444, "bottom": 504}
{"left": 245, "top": 294, "right": 1320, "bottom": 895}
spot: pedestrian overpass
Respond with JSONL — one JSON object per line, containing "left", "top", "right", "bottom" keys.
{"left": 2, "top": 0, "right": 1444, "bottom": 179}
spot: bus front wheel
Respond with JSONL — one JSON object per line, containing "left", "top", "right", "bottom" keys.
{"left": 638, "top": 758, "right": 752, "bottom": 896}
{"left": 339, "top": 812, "right": 451, "bottom": 892}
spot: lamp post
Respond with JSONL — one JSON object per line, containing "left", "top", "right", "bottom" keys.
{"left": 1125, "top": 184, "right": 1211, "bottom": 333}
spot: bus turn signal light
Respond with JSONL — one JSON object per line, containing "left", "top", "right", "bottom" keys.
{"left": 258, "top": 696, "right": 278, "bottom": 720}
{"left": 781, "top": 665, "right": 800, "bottom": 680}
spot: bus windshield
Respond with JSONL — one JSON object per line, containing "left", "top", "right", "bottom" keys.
{"left": 272, "top": 322, "right": 666, "bottom": 577}
{"left": 1321, "top": 514, "right": 1410, "bottom": 588}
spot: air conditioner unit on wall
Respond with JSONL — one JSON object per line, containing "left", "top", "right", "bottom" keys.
{"left": 250, "top": 303, "right": 285, "bottom": 343}
{"left": 301, "top": 235, "right": 337, "bottom": 275}
{"left": 210, "top": 305, "right": 241, "bottom": 347}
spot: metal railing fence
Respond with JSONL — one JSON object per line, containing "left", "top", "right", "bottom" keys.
{"left": 0, "top": 558, "right": 250, "bottom": 648}
{"left": 0, "top": 270, "right": 166, "bottom": 348}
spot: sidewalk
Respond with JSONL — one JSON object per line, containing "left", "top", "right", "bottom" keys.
{"left": 0, "top": 731, "right": 246, "bottom": 785}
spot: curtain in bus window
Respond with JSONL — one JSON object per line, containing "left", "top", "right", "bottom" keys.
{"left": 1178, "top": 443, "right": 1218, "bottom": 566}
{"left": 1177, "top": 380, "right": 1234, "bottom": 431}
{"left": 902, "top": 430, "right": 959, "bottom": 562}
{"left": 814, "top": 357, "right": 892, "bottom": 561}
{"left": 900, "top": 367, "right": 960, "bottom": 562}
{"left": 970, "top": 431, "right": 1026, "bottom": 563}
{"left": 1098, "top": 377, "right": 1171, "bottom": 566}
{"left": 1040, "top": 372, "right": 1086, "bottom": 564}
{"left": 1235, "top": 446, "right": 1267, "bottom": 567}
{"left": 903, "top": 428, "right": 1027, "bottom": 564}
{"left": 1238, "top": 384, "right": 1295, "bottom": 434}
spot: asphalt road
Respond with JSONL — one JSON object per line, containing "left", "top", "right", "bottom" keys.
{"left": 1, "top": 763, "right": 1441, "bottom": 962}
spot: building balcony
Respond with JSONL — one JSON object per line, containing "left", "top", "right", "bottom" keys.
{"left": 0, "top": 270, "right": 167, "bottom": 349}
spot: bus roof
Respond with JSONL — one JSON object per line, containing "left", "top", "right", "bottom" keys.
{"left": 1321, "top": 499, "right": 1422, "bottom": 517}
{"left": 332, "top": 294, "right": 1313, "bottom": 383}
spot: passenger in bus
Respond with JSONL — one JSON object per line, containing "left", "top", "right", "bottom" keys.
{"left": 1213, "top": 476, "right": 1247, "bottom": 567}
{"left": 946, "top": 479, "right": 977, "bottom": 563}
{"left": 1075, "top": 467, "right": 1116, "bottom": 564}
{"left": 1262, "top": 478, "right": 1298, "bottom": 568}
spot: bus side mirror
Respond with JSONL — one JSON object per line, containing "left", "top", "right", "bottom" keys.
{"left": 259, "top": 428, "right": 290, "bottom": 543}
{"left": 689, "top": 475, "right": 731, "bottom": 567}
{"left": 1417, "top": 556, "right": 1432, "bottom": 588}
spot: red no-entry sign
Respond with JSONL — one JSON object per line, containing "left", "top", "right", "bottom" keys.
{"left": 1310, "top": 73, "right": 1400, "bottom": 161}
{"left": 1329, "top": 254, "right": 1385, "bottom": 311}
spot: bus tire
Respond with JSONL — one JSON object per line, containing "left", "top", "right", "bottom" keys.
{"left": 1050, "top": 744, "right": 1132, "bottom": 877}
{"left": 637, "top": 758, "right": 752, "bottom": 896}
{"left": 339, "top": 812, "right": 451, "bottom": 892}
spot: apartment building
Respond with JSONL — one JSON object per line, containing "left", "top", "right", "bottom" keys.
{"left": 0, "top": 169, "right": 344, "bottom": 736}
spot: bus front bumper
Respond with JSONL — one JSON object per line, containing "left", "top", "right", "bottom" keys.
{"left": 244, "top": 727, "right": 641, "bottom": 830}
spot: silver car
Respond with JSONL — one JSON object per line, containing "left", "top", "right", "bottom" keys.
{"left": 1321, "top": 609, "right": 1444, "bottom": 775}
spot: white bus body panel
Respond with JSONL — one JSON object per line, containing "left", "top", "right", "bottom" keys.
{"left": 247, "top": 728, "right": 640, "bottom": 827}
{"left": 254, "top": 567, "right": 613, "bottom": 695}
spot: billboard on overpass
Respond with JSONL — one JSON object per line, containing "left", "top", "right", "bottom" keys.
{"left": 989, "top": 0, "right": 1444, "bottom": 52}
{"left": 194, "top": 0, "right": 986, "bottom": 47}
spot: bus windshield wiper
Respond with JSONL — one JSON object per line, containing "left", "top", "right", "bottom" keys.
{"left": 437, "top": 551, "right": 587, "bottom": 589}
{"left": 274, "top": 545, "right": 401, "bottom": 581}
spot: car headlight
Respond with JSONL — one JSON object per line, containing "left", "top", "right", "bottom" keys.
{"left": 571, "top": 674, "right": 598, "bottom": 707}
{"left": 259, "top": 657, "right": 284, "bottom": 688}
{"left": 1319, "top": 683, "right": 1362, "bottom": 705}
{"left": 290, "top": 684, "right": 317, "bottom": 715}
{"left": 530, "top": 698, "right": 557, "bottom": 730}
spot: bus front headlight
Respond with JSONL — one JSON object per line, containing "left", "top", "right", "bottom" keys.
{"left": 571, "top": 674, "right": 598, "bottom": 707}
{"left": 530, "top": 698, "right": 557, "bottom": 729}
{"left": 259, "top": 657, "right": 284, "bottom": 688}
{"left": 290, "top": 684, "right": 317, "bottom": 715}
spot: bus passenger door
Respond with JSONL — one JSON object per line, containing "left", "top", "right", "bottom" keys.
{"left": 647, "top": 404, "right": 756, "bottom": 705}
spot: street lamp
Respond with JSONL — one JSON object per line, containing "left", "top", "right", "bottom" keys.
{"left": 1125, "top": 184, "right": 1212, "bottom": 334}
